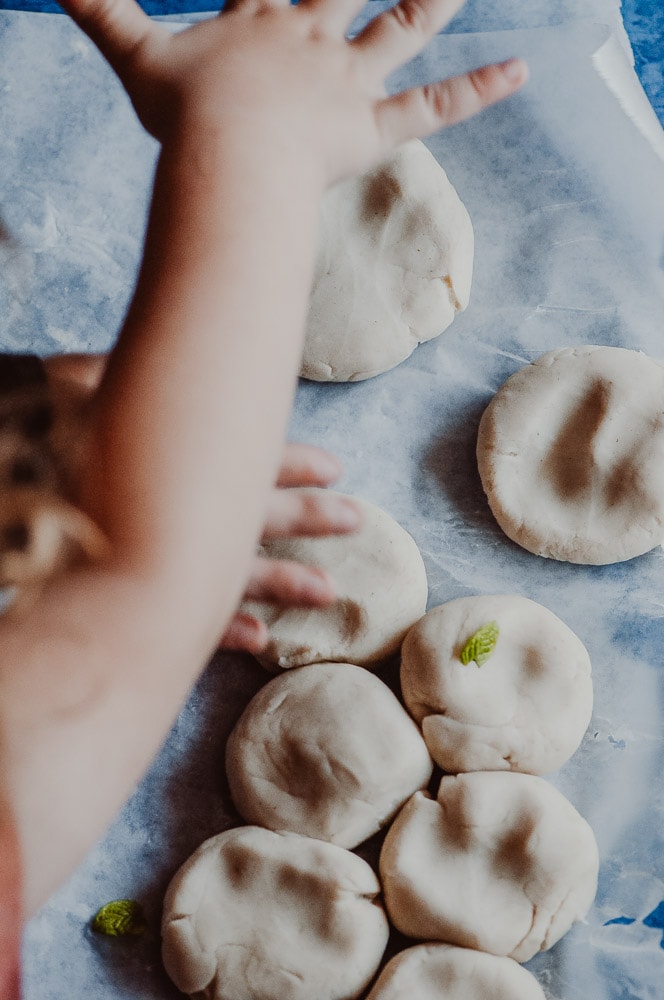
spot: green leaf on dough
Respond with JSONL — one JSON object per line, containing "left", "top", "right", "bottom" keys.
{"left": 459, "top": 621, "right": 499, "bottom": 667}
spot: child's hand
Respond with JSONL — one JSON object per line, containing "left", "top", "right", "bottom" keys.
{"left": 219, "top": 442, "right": 361, "bottom": 654}
{"left": 60, "top": 0, "right": 527, "bottom": 188}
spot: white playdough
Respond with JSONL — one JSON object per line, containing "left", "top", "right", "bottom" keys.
{"left": 477, "top": 345, "right": 664, "bottom": 563}
{"left": 161, "top": 826, "right": 389, "bottom": 1000}
{"left": 366, "top": 943, "right": 546, "bottom": 1000}
{"left": 301, "top": 140, "right": 474, "bottom": 382}
{"left": 400, "top": 594, "right": 593, "bottom": 775}
{"left": 226, "top": 661, "right": 433, "bottom": 849}
{"left": 241, "top": 490, "right": 428, "bottom": 669}
{"left": 379, "top": 772, "right": 599, "bottom": 962}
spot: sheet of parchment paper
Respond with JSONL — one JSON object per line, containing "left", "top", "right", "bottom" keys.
{"left": 0, "top": 9, "right": 662, "bottom": 1000}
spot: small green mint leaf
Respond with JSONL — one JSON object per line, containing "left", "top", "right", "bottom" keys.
{"left": 459, "top": 621, "right": 499, "bottom": 667}
{"left": 91, "top": 899, "right": 146, "bottom": 937}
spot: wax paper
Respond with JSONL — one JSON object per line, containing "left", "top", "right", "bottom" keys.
{"left": 0, "top": 7, "right": 662, "bottom": 1000}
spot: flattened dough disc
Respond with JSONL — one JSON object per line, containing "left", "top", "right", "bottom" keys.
{"left": 162, "top": 826, "right": 389, "bottom": 1000}
{"left": 379, "top": 772, "right": 599, "bottom": 962}
{"left": 366, "top": 944, "right": 546, "bottom": 1000}
{"left": 226, "top": 661, "right": 433, "bottom": 848}
{"left": 477, "top": 345, "right": 664, "bottom": 563}
{"left": 302, "top": 140, "right": 473, "bottom": 382}
{"left": 400, "top": 594, "right": 593, "bottom": 775}
{"left": 242, "top": 490, "right": 428, "bottom": 670}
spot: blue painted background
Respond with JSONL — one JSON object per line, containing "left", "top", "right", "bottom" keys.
{"left": 622, "top": 0, "right": 664, "bottom": 121}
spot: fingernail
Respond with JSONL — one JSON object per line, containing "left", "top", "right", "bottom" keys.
{"left": 242, "top": 618, "right": 267, "bottom": 650}
{"left": 313, "top": 452, "right": 343, "bottom": 482}
{"left": 501, "top": 58, "right": 527, "bottom": 83}
{"left": 308, "top": 569, "right": 336, "bottom": 602}
{"left": 336, "top": 499, "right": 363, "bottom": 530}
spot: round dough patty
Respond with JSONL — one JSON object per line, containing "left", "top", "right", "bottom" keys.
{"left": 162, "top": 826, "right": 389, "bottom": 1000}
{"left": 241, "top": 490, "right": 428, "bottom": 669}
{"left": 477, "top": 345, "right": 664, "bottom": 563}
{"left": 400, "top": 594, "right": 593, "bottom": 775}
{"left": 379, "top": 772, "right": 599, "bottom": 962}
{"left": 226, "top": 661, "right": 433, "bottom": 849}
{"left": 301, "top": 140, "right": 473, "bottom": 382}
{"left": 366, "top": 944, "right": 546, "bottom": 1000}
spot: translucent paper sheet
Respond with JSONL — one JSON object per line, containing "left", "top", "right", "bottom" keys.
{"left": 0, "top": 9, "right": 662, "bottom": 1000}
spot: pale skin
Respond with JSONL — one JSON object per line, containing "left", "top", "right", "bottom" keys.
{"left": 0, "top": 0, "right": 528, "bottom": 920}
{"left": 45, "top": 352, "right": 361, "bottom": 653}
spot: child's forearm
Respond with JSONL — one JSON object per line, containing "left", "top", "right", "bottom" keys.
{"left": 84, "top": 131, "right": 322, "bottom": 636}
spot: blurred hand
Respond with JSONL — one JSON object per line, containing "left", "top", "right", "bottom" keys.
{"left": 219, "top": 442, "right": 361, "bottom": 653}
{"left": 59, "top": 0, "right": 527, "bottom": 189}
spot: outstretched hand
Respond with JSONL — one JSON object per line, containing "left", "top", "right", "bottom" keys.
{"left": 219, "top": 442, "right": 361, "bottom": 654}
{"left": 60, "top": 0, "right": 527, "bottom": 188}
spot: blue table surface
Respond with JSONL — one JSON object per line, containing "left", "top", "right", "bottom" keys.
{"left": 0, "top": 0, "right": 662, "bottom": 125}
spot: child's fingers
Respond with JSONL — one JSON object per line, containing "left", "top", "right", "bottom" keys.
{"left": 222, "top": 0, "right": 288, "bottom": 13}
{"left": 275, "top": 443, "right": 343, "bottom": 488}
{"left": 243, "top": 557, "right": 336, "bottom": 605}
{"left": 220, "top": 554, "right": 341, "bottom": 649}
{"left": 58, "top": 0, "right": 158, "bottom": 74}
{"left": 262, "top": 488, "right": 362, "bottom": 540}
{"left": 375, "top": 58, "right": 528, "bottom": 146}
{"left": 221, "top": 558, "right": 339, "bottom": 651}
{"left": 297, "top": 0, "right": 366, "bottom": 35}
{"left": 219, "top": 611, "right": 268, "bottom": 654}
{"left": 351, "top": 0, "right": 465, "bottom": 74}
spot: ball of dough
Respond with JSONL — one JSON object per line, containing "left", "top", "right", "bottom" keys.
{"left": 226, "top": 661, "right": 433, "bottom": 849}
{"left": 301, "top": 140, "right": 474, "bottom": 382}
{"left": 477, "top": 345, "right": 664, "bottom": 563}
{"left": 400, "top": 594, "right": 593, "bottom": 775}
{"left": 366, "top": 944, "right": 546, "bottom": 1000}
{"left": 241, "top": 490, "right": 428, "bottom": 669}
{"left": 162, "top": 826, "right": 389, "bottom": 1000}
{"left": 379, "top": 772, "right": 599, "bottom": 962}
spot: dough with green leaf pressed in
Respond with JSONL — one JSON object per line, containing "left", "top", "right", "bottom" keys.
{"left": 226, "top": 661, "right": 433, "bottom": 849}
{"left": 379, "top": 772, "right": 599, "bottom": 962}
{"left": 477, "top": 345, "right": 664, "bottom": 563}
{"left": 366, "top": 943, "right": 546, "bottom": 1000}
{"left": 301, "top": 139, "right": 473, "bottom": 382}
{"left": 242, "top": 490, "right": 428, "bottom": 670}
{"left": 400, "top": 594, "right": 592, "bottom": 775}
{"left": 162, "top": 826, "right": 389, "bottom": 1000}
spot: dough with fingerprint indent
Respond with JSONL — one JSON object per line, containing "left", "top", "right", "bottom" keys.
{"left": 302, "top": 140, "right": 473, "bottom": 382}
{"left": 226, "top": 661, "right": 433, "bottom": 849}
{"left": 400, "top": 594, "right": 592, "bottom": 775}
{"left": 379, "top": 772, "right": 599, "bottom": 962}
{"left": 162, "top": 826, "right": 389, "bottom": 1000}
{"left": 242, "top": 490, "right": 428, "bottom": 670}
{"left": 477, "top": 345, "right": 664, "bottom": 563}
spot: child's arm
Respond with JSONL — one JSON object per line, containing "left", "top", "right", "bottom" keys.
{"left": 0, "top": 0, "right": 527, "bottom": 915}
{"left": 44, "top": 353, "right": 361, "bottom": 654}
